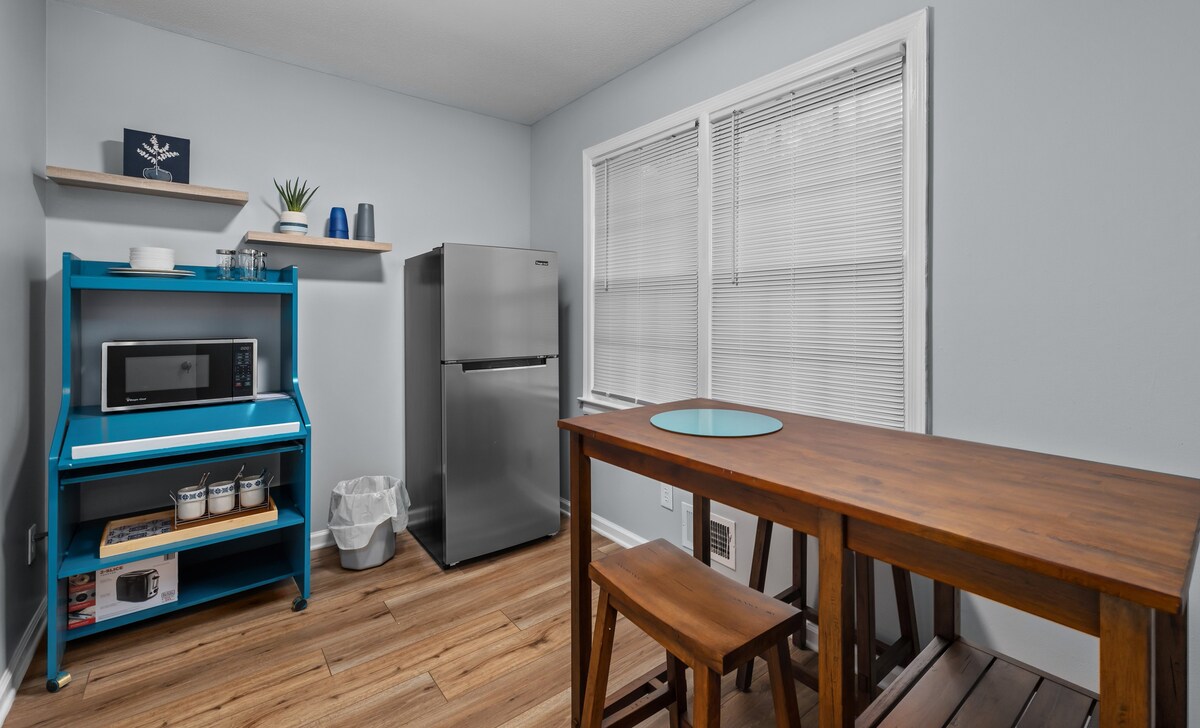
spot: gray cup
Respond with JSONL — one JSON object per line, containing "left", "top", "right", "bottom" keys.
{"left": 354, "top": 203, "right": 375, "bottom": 241}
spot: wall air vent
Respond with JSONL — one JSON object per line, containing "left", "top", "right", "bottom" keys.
{"left": 682, "top": 503, "right": 736, "bottom": 570}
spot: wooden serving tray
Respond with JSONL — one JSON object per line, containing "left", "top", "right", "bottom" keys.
{"left": 98, "top": 497, "right": 278, "bottom": 558}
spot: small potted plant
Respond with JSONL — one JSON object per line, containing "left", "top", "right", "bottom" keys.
{"left": 273, "top": 177, "right": 319, "bottom": 235}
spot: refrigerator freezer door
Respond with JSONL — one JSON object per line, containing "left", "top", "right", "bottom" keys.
{"left": 443, "top": 357, "right": 560, "bottom": 564}
{"left": 442, "top": 244, "right": 558, "bottom": 362}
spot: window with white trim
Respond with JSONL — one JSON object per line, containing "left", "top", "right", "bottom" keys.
{"left": 583, "top": 12, "right": 928, "bottom": 432}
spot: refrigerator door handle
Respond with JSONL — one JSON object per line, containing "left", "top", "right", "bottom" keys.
{"left": 459, "top": 357, "right": 549, "bottom": 373}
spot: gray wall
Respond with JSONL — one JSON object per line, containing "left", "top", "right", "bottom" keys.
{"left": 44, "top": 1, "right": 532, "bottom": 534}
{"left": 532, "top": 0, "right": 1200, "bottom": 695}
{"left": 0, "top": 0, "right": 47, "bottom": 682}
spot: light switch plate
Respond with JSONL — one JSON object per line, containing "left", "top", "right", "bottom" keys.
{"left": 659, "top": 484, "right": 673, "bottom": 510}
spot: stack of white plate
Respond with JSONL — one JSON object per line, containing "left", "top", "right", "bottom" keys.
{"left": 129, "top": 246, "right": 175, "bottom": 271}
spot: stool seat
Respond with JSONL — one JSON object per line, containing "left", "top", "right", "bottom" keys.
{"left": 590, "top": 539, "right": 806, "bottom": 674}
{"left": 584, "top": 539, "right": 803, "bottom": 727}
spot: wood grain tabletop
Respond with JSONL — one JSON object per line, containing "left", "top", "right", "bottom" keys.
{"left": 560, "top": 398, "right": 1200, "bottom": 613}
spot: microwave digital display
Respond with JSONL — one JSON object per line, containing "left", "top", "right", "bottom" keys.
{"left": 102, "top": 339, "right": 256, "bottom": 412}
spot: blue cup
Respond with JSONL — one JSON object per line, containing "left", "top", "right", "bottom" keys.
{"left": 328, "top": 207, "right": 349, "bottom": 239}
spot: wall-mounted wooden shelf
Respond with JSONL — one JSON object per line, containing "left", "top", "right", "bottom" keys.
{"left": 46, "top": 166, "right": 249, "bottom": 206}
{"left": 241, "top": 231, "right": 392, "bottom": 253}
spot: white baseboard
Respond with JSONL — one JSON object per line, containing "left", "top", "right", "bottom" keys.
{"left": 310, "top": 528, "right": 335, "bottom": 551}
{"left": 559, "top": 498, "right": 648, "bottom": 550}
{"left": 0, "top": 597, "right": 48, "bottom": 726}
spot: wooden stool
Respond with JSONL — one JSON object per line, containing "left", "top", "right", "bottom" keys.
{"left": 582, "top": 539, "right": 805, "bottom": 728}
{"left": 735, "top": 517, "right": 920, "bottom": 702}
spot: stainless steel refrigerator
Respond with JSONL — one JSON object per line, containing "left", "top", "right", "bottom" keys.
{"left": 404, "top": 243, "right": 560, "bottom": 567}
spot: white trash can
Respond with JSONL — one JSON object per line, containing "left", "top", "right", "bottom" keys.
{"left": 328, "top": 475, "right": 410, "bottom": 570}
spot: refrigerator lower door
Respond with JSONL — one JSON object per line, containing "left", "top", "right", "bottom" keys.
{"left": 443, "top": 357, "right": 560, "bottom": 564}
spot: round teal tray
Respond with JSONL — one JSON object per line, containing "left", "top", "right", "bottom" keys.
{"left": 649, "top": 408, "right": 783, "bottom": 438}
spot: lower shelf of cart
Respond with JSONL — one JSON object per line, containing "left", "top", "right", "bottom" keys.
{"left": 856, "top": 636, "right": 1097, "bottom": 728}
{"left": 65, "top": 546, "right": 300, "bottom": 641}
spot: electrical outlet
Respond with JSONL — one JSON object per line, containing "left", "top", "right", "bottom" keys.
{"left": 27, "top": 524, "right": 37, "bottom": 565}
{"left": 659, "top": 484, "right": 673, "bottom": 510}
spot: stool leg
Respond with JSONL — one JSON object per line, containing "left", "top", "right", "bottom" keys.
{"left": 694, "top": 496, "right": 712, "bottom": 565}
{"left": 666, "top": 651, "right": 688, "bottom": 728}
{"left": 582, "top": 590, "right": 618, "bottom": 728}
{"left": 766, "top": 639, "right": 801, "bottom": 728}
{"left": 736, "top": 518, "right": 774, "bottom": 691}
{"left": 892, "top": 565, "right": 920, "bottom": 665}
{"left": 854, "top": 553, "right": 878, "bottom": 703}
{"left": 693, "top": 666, "right": 721, "bottom": 728}
{"left": 793, "top": 530, "right": 808, "bottom": 649}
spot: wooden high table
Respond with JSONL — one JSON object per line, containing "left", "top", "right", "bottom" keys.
{"left": 560, "top": 399, "right": 1200, "bottom": 727}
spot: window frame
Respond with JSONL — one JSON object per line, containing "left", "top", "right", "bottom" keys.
{"left": 580, "top": 8, "right": 929, "bottom": 433}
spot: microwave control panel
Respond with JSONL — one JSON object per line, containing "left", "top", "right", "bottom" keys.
{"left": 232, "top": 341, "right": 255, "bottom": 397}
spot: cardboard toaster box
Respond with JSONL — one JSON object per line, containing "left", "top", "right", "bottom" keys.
{"left": 95, "top": 553, "right": 179, "bottom": 622}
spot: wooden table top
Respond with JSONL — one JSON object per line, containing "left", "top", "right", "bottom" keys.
{"left": 560, "top": 398, "right": 1200, "bottom": 613}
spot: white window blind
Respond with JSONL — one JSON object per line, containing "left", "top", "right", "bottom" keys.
{"left": 592, "top": 126, "right": 700, "bottom": 404}
{"left": 710, "top": 53, "right": 908, "bottom": 428}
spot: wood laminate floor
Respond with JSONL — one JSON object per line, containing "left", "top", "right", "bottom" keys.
{"left": 8, "top": 520, "right": 819, "bottom": 727}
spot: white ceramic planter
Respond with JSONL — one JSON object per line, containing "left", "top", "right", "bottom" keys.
{"left": 279, "top": 210, "right": 309, "bottom": 235}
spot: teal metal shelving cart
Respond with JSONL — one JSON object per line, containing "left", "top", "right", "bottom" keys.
{"left": 44, "top": 254, "right": 313, "bottom": 692}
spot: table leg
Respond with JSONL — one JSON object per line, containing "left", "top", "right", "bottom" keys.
{"left": 933, "top": 581, "right": 959, "bottom": 640}
{"left": 693, "top": 495, "right": 711, "bottom": 565}
{"left": 570, "top": 433, "right": 593, "bottom": 728}
{"left": 1155, "top": 606, "right": 1187, "bottom": 728}
{"left": 1100, "top": 593, "right": 1151, "bottom": 727}
{"left": 818, "top": 510, "right": 855, "bottom": 728}
{"left": 794, "top": 530, "right": 808, "bottom": 649}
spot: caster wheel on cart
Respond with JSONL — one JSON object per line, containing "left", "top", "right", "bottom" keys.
{"left": 46, "top": 672, "right": 72, "bottom": 693}
{"left": 292, "top": 597, "right": 308, "bottom": 612}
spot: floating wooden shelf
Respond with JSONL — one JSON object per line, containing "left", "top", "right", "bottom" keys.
{"left": 241, "top": 230, "right": 392, "bottom": 253}
{"left": 46, "top": 166, "right": 249, "bottom": 206}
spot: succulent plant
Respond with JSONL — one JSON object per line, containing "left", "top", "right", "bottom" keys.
{"left": 273, "top": 177, "right": 319, "bottom": 213}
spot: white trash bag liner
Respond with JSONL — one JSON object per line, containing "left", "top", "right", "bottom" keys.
{"left": 328, "top": 475, "right": 411, "bottom": 551}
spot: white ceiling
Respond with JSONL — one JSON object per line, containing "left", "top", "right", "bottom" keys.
{"left": 62, "top": 0, "right": 755, "bottom": 124}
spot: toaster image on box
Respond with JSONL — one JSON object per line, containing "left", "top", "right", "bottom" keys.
{"left": 115, "top": 569, "right": 160, "bottom": 602}
{"left": 96, "top": 553, "right": 177, "bottom": 622}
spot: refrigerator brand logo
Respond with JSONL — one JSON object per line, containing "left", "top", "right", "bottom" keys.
{"left": 534, "top": 260, "right": 549, "bottom": 266}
